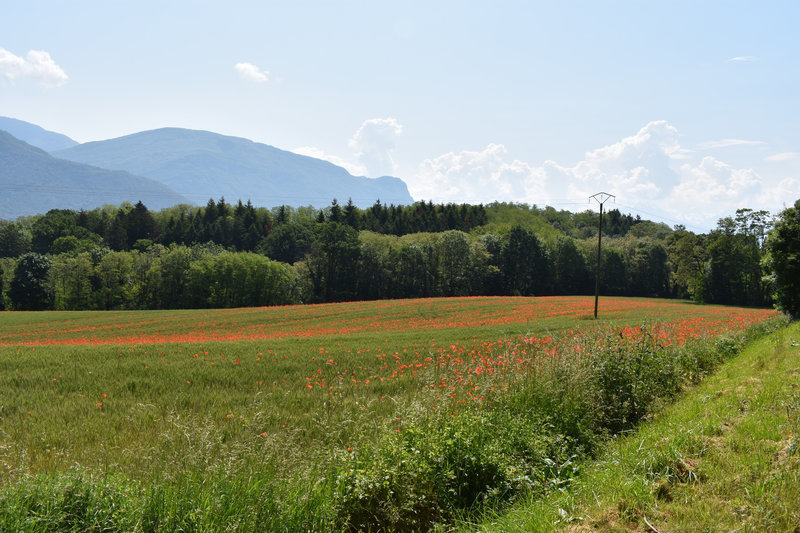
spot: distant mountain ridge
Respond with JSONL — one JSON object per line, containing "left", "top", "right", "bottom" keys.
{"left": 53, "top": 127, "right": 414, "bottom": 208}
{"left": 0, "top": 130, "right": 188, "bottom": 219}
{"left": 0, "top": 116, "right": 79, "bottom": 152}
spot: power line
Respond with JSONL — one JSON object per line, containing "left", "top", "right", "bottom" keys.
{"left": 590, "top": 192, "right": 614, "bottom": 319}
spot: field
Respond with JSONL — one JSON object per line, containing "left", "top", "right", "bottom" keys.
{"left": 480, "top": 317, "right": 800, "bottom": 532}
{"left": 0, "top": 296, "right": 782, "bottom": 531}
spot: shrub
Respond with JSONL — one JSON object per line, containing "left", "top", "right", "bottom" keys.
{"left": 590, "top": 326, "right": 682, "bottom": 434}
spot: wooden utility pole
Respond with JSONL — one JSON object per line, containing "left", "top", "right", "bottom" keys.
{"left": 590, "top": 192, "right": 614, "bottom": 318}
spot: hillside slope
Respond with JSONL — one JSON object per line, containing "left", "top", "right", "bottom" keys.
{"left": 0, "top": 131, "right": 188, "bottom": 219}
{"left": 54, "top": 128, "right": 414, "bottom": 208}
{"left": 0, "top": 116, "right": 79, "bottom": 152}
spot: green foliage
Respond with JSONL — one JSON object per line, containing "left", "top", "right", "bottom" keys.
{"left": 185, "top": 251, "right": 296, "bottom": 308}
{"left": 706, "top": 227, "right": 764, "bottom": 306}
{"left": 0, "top": 469, "right": 338, "bottom": 533}
{"left": 590, "top": 327, "right": 682, "bottom": 434}
{"left": 31, "top": 209, "right": 84, "bottom": 253}
{"left": 258, "top": 220, "right": 314, "bottom": 263}
{"left": 334, "top": 406, "right": 560, "bottom": 531}
{"left": 501, "top": 225, "right": 551, "bottom": 296}
{"left": 552, "top": 237, "right": 590, "bottom": 295}
{"left": 627, "top": 242, "right": 670, "bottom": 297}
{"left": 764, "top": 198, "right": 800, "bottom": 318}
{"left": 665, "top": 229, "right": 707, "bottom": 301}
{"left": 138, "top": 244, "right": 193, "bottom": 309}
{"left": 0, "top": 472, "right": 139, "bottom": 532}
{"left": 50, "top": 235, "right": 101, "bottom": 255}
{"left": 0, "top": 221, "right": 31, "bottom": 258}
{"left": 0, "top": 199, "right": 784, "bottom": 310}
{"left": 478, "top": 319, "right": 796, "bottom": 533}
{"left": 332, "top": 321, "right": 773, "bottom": 531}
{"left": 600, "top": 248, "right": 627, "bottom": 295}
{"left": 50, "top": 253, "right": 95, "bottom": 310}
{"left": 437, "top": 230, "right": 474, "bottom": 296}
{"left": 305, "top": 222, "right": 361, "bottom": 302}
{"left": 9, "top": 252, "right": 52, "bottom": 310}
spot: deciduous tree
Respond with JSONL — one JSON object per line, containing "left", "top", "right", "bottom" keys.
{"left": 764, "top": 199, "right": 800, "bottom": 317}
{"left": 9, "top": 252, "right": 52, "bottom": 310}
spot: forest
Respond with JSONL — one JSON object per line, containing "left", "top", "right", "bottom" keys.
{"left": 0, "top": 197, "right": 781, "bottom": 312}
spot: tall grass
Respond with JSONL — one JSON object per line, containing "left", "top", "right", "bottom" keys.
{"left": 0, "top": 300, "right": 786, "bottom": 531}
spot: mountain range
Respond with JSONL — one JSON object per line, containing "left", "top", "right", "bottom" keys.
{"left": 0, "top": 117, "right": 414, "bottom": 219}
{"left": 0, "top": 130, "right": 188, "bottom": 219}
{"left": 0, "top": 116, "right": 79, "bottom": 152}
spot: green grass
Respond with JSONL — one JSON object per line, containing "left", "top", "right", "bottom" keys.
{"left": 0, "top": 296, "right": 787, "bottom": 531}
{"left": 473, "top": 321, "right": 800, "bottom": 532}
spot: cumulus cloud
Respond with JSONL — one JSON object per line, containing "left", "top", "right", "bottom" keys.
{"left": 406, "top": 120, "right": 795, "bottom": 230}
{"left": 235, "top": 62, "right": 269, "bottom": 83}
{"left": 665, "top": 157, "right": 761, "bottom": 223}
{"left": 348, "top": 117, "right": 403, "bottom": 177}
{"left": 0, "top": 48, "right": 68, "bottom": 87}
{"left": 564, "top": 121, "right": 684, "bottom": 199}
{"left": 290, "top": 117, "right": 403, "bottom": 178}
{"left": 759, "top": 177, "right": 800, "bottom": 209}
{"left": 412, "top": 144, "right": 548, "bottom": 204}
{"left": 289, "top": 118, "right": 792, "bottom": 230}
{"left": 292, "top": 145, "right": 367, "bottom": 177}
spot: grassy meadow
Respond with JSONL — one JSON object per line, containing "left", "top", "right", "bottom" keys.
{"left": 0, "top": 296, "right": 784, "bottom": 531}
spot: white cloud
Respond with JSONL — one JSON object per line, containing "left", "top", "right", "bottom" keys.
{"left": 727, "top": 55, "right": 757, "bottom": 62}
{"left": 411, "top": 143, "right": 548, "bottom": 204}
{"left": 0, "top": 48, "right": 68, "bottom": 87}
{"left": 665, "top": 157, "right": 761, "bottom": 224}
{"left": 406, "top": 120, "right": 792, "bottom": 230}
{"left": 765, "top": 152, "right": 799, "bottom": 162}
{"left": 758, "top": 177, "right": 800, "bottom": 209}
{"left": 348, "top": 117, "right": 403, "bottom": 177}
{"left": 289, "top": 117, "right": 403, "bottom": 178}
{"left": 697, "top": 138, "right": 766, "bottom": 149}
{"left": 289, "top": 119, "right": 793, "bottom": 230}
{"left": 235, "top": 62, "right": 269, "bottom": 83}
{"left": 291, "top": 145, "right": 367, "bottom": 177}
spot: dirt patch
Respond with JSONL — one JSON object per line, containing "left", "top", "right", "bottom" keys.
{"left": 673, "top": 457, "right": 702, "bottom": 483}
{"left": 772, "top": 438, "right": 797, "bottom": 468}
{"left": 702, "top": 435, "right": 725, "bottom": 449}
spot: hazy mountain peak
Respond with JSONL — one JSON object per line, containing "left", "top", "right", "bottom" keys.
{"left": 0, "top": 130, "right": 187, "bottom": 219}
{"left": 55, "top": 127, "right": 414, "bottom": 208}
{"left": 0, "top": 116, "right": 79, "bottom": 152}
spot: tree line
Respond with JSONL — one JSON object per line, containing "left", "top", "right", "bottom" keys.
{"left": 0, "top": 198, "right": 794, "bottom": 313}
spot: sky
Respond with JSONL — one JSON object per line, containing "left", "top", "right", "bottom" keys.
{"left": 1, "top": 1, "right": 798, "bottom": 232}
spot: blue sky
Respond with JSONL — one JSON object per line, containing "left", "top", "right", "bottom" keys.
{"left": 1, "top": 1, "right": 798, "bottom": 231}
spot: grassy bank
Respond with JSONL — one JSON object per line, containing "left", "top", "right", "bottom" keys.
{"left": 475, "top": 320, "right": 800, "bottom": 532}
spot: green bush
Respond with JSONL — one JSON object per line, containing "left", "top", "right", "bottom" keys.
{"left": 334, "top": 405, "right": 570, "bottom": 531}
{"left": 590, "top": 326, "right": 682, "bottom": 434}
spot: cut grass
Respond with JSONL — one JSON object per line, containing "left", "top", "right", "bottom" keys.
{"left": 474, "top": 321, "right": 800, "bottom": 532}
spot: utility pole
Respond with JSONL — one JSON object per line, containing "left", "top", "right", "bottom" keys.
{"left": 590, "top": 192, "right": 615, "bottom": 319}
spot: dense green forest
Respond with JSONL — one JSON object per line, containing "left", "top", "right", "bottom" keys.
{"left": 0, "top": 197, "right": 783, "bottom": 312}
